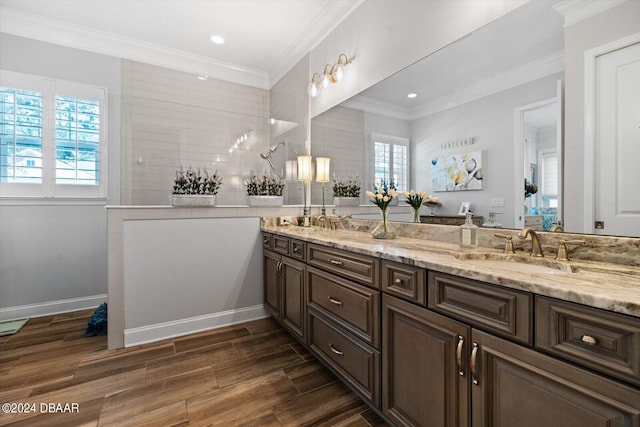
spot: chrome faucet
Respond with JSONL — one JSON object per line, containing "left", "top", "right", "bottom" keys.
{"left": 518, "top": 227, "right": 544, "bottom": 257}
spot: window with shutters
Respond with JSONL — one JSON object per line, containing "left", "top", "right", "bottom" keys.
{"left": 540, "top": 149, "right": 558, "bottom": 208}
{"left": 372, "top": 133, "right": 409, "bottom": 192}
{"left": 0, "top": 70, "right": 107, "bottom": 199}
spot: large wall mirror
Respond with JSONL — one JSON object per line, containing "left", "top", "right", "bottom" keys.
{"left": 309, "top": 1, "right": 566, "bottom": 230}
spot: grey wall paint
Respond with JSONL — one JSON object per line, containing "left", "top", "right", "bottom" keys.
{"left": 0, "top": 34, "right": 121, "bottom": 312}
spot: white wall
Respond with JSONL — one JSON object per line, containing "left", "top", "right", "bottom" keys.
{"left": 308, "top": 0, "right": 527, "bottom": 117}
{"left": 121, "top": 60, "right": 270, "bottom": 206}
{"left": 0, "top": 34, "right": 121, "bottom": 320}
{"left": 122, "top": 216, "right": 265, "bottom": 346}
{"left": 563, "top": 0, "right": 640, "bottom": 232}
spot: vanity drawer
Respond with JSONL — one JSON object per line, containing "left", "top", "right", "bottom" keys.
{"left": 272, "top": 234, "right": 290, "bottom": 256}
{"left": 307, "top": 266, "right": 380, "bottom": 348}
{"left": 536, "top": 296, "right": 640, "bottom": 386}
{"left": 307, "top": 243, "right": 379, "bottom": 288}
{"left": 290, "top": 239, "right": 306, "bottom": 261}
{"left": 428, "top": 271, "right": 533, "bottom": 344}
{"left": 381, "top": 260, "right": 426, "bottom": 306}
{"left": 308, "top": 308, "right": 380, "bottom": 407}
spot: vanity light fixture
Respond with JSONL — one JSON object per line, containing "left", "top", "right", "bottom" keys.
{"left": 285, "top": 160, "right": 298, "bottom": 182}
{"left": 315, "top": 157, "right": 331, "bottom": 215}
{"left": 308, "top": 54, "right": 352, "bottom": 98}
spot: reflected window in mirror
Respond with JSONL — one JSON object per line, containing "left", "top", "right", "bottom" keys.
{"left": 372, "top": 133, "right": 409, "bottom": 192}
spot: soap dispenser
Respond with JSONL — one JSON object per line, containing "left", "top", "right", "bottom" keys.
{"left": 460, "top": 212, "right": 478, "bottom": 249}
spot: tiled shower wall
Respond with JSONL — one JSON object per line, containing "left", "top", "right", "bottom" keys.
{"left": 121, "top": 60, "right": 271, "bottom": 205}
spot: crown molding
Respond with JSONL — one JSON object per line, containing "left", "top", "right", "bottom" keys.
{"left": 268, "top": 0, "right": 365, "bottom": 87}
{"left": 0, "top": 6, "right": 270, "bottom": 89}
{"left": 553, "top": 0, "right": 628, "bottom": 27}
{"left": 345, "top": 51, "right": 564, "bottom": 122}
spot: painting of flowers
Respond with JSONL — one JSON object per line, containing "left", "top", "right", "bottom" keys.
{"left": 431, "top": 150, "right": 483, "bottom": 192}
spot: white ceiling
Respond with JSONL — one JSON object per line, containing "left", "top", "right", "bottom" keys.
{"left": 0, "top": 0, "right": 363, "bottom": 88}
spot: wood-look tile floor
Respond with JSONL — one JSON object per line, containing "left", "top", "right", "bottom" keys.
{"left": 0, "top": 310, "right": 388, "bottom": 427}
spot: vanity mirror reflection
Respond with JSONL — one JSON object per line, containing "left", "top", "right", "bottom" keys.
{"left": 309, "top": 0, "right": 565, "bottom": 231}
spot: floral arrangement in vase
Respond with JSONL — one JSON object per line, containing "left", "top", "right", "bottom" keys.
{"left": 244, "top": 172, "right": 285, "bottom": 196}
{"left": 524, "top": 178, "right": 538, "bottom": 199}
{"left": 403, "top": 190, "right": 430, "bottom": 223}
{"left": 366, "top": 180, "right": 399, "bottom": 239}
{"left": 332, "top": 175, "right": 361, "bottom": 206}
{"left": 170, "top": 166, "right": 222, "bottom": 206}
{"left": 172, "top": 166, "right": 222, "bottom": 195}
{"left": 332, "top": 175, "right": 361, "bottom": 198}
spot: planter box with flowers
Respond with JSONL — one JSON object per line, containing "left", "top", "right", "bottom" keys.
{"left": 245, "top": 172, "right": 285, "bottom": 206}
{"left": 332, "top": 176, "right": 361, "bottom": 206}
{"left": 170, "top": 166, "right": 222, "bottom": 206}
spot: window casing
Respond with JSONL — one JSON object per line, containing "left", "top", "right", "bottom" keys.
{"left": 0, "top": 70, "right": 107, "bottom": 199}
{"left": 372, "top": 133, "right": 410, "bottom": 193}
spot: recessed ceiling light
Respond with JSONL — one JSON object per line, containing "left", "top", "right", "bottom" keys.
{"left": 197, "top": 75, "right": 208, "bottom": 81}
{"left": 210, "top": 35, "right": 225, "bottom": 44}
{"left": 407, "top": 93, "right": 417, "bottom": 98}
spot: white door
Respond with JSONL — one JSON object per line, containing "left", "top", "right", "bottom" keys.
{"left": 595, "top": 42, "right": 640, "bottom": 237}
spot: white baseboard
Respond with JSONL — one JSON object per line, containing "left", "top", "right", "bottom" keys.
{"left": 0, "top": 294, "right": 107, "bottom": 321}
{"left": 124, "top": 304, "right": 269, "bottom": 347}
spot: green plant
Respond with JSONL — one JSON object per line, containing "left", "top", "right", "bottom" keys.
{"left": 172, "top": 166, "right": 222, "bottom": 195}
{"left": 332, "top": 176, "right": 361, "bottom": 197}
{"left": 244, "top": 172, "right": 285, "bottom": 196}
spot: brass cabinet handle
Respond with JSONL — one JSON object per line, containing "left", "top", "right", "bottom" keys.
{"left": 394, "top": 278, "right": 402, "bottom": 284}
{"left": 581, "top": 335, "right": 597, "bottom": 346}
{"left": 456, "top": 335, "right": 465, "bottom": 377}
{"left": 327, "top": 296, "right": 343, "bottom": 306}
{"left": 471, "top": 342, "right": 479, "bottom": 385}
{"left": 329, "top": 259, "right": 343, "bottom": 266}
{"left": 277, "top": 261, "right": 283, "bottom": 275}
{"left": 329, "top": 344, "right": 344, "bottom": 356}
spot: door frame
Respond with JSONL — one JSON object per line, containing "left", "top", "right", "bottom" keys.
{"left": 513, "top": 85, "right": 562, "bottom": 230}
{"left": 583, "top": 32, "right": 640, "bottom": 234}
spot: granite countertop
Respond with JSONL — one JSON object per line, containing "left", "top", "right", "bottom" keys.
{"left": 261, "top": 224, "right": 640, "bottom": 319}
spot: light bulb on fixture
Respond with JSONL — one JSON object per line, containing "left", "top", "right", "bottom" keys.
{"left": 331, "top": 54, "right": 351, "bottom": 82}
{"left": 320, "top": 64, "right": 333, "bottom": 89}
{"left": 307, "top": 73, "right": 321, "bottom": 97}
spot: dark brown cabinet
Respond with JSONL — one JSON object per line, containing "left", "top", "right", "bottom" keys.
{"left": 472, "top": 328, "right": 640, "bottom": 426}
{"left": 382, "top": 294, "right": 469, "bottom": 427}
{"left": 263, "top": 244, "right": 306, "bottom": 342}
{"left": 263, "top": 232, "right": 640, "bottom": 427}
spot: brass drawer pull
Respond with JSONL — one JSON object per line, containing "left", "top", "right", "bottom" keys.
{"left": 581, "top": 335, "right": 598, "bottom": 346}
{"left": 327, "top": 296, "right": 343, "bottom": 306}
{"left": 394, "top": 278, "right": 402, "bottom": 284}
{"left": 263, "top": 238, "right": 269, "bottom": 244}
{"left": 471, "top": 342, "right": 479, "bottom": 385}
{"left": 456, "top": 335, "right": 465, "bottom": 377}
{"left": 329, "top": 259, "right": 343, "bottom": 266}
{"left": 329, "top": 344, "right": 344, "bottom": 356}
{"left": 293, "top": 247, "right": 299, "bottom": 252}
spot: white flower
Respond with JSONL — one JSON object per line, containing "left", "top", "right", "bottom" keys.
{"left": 389, "top": 189, "right": 398, "bottom": 198}
{"left": 366, "top": 190, "right": 375, "bottom": 199}
{"left": 377, "top": 186, "right": 384, "bottom": 195}
{"left": 383, "top": 195, "right": 389, "bottom": 202}
{"left": 376, "top": 193, "right": 383, "bottom": 200}
{"left": 403, "top": 191, "right": 410, "bottom": 198}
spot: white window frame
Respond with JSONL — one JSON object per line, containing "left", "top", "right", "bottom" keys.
{"left": 0, "top": 70, "right": 108, "bottom": 200}
{"left": 369, "top": 133, "right": 410, "bottom": 193}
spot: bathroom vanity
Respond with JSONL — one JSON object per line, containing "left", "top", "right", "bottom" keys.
{"left": 261, "top": 219, "right": 640, "bottom": 427}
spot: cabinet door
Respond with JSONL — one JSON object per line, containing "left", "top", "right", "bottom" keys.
{"left": 263, "top": 250, "right": 280, "bottom": 320}
{"left": 382, "top": 294, "right": 470, "bottom": 427}
{"left": 281, "top": 256, "right": 306, "bottom": 342}
{"left": 471, "top": 329, "right": 640, "bottom": 427}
